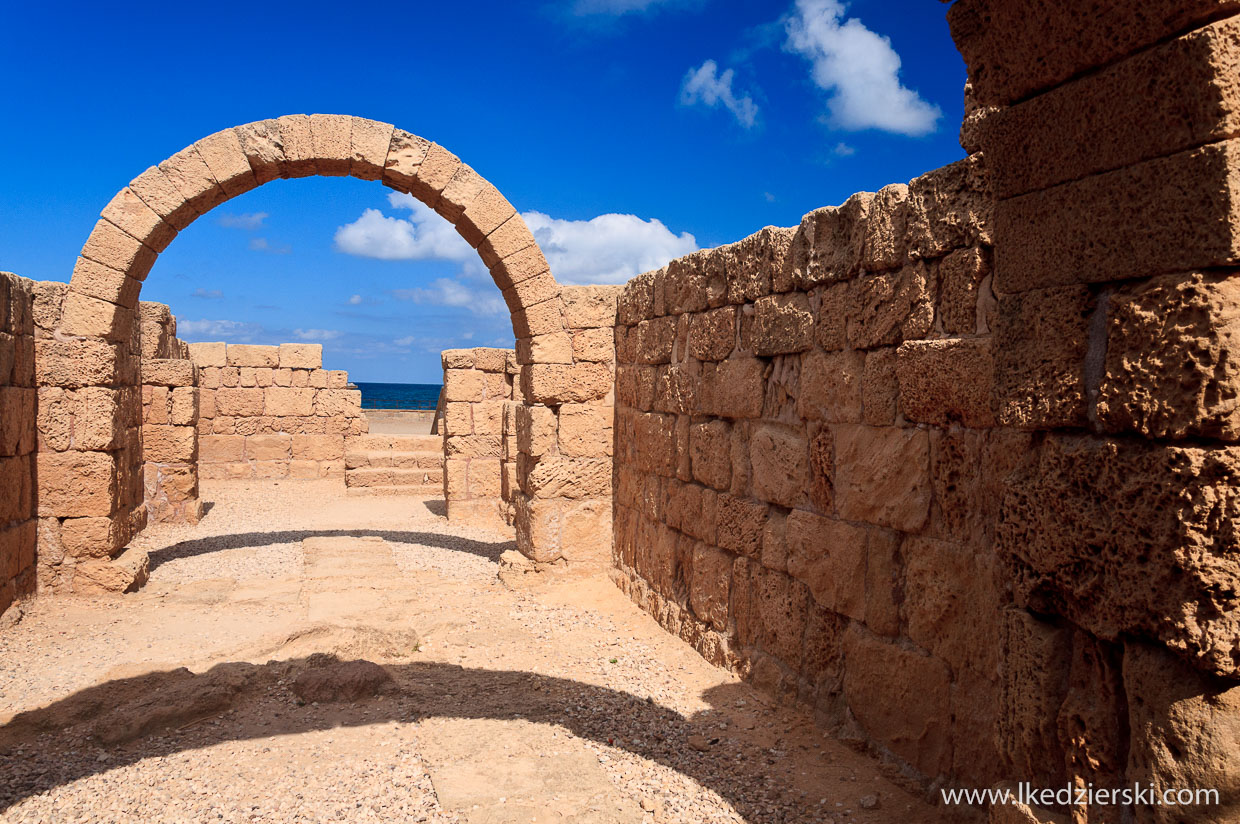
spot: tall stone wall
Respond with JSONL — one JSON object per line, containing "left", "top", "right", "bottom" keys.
{"left": 512, "top": 285, "right": 619, "bottom": 566}
{"left": 191, "top": 342, "right": 362, "bottom": 480}
{"left": 612, "top": 157, "right": 1001, "bottom": 788}
{"left": 0, "top": 273, "right": 37, "bottom": 613}
{"left": 442, "top": 347, "right": 514, "bottom": 527}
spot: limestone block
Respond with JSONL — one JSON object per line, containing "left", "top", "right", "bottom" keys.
{"left": 863, "top": 183, "right": 909, "bottom": 272}
{"left": 0, "top": 454, "right": 33, "bottom": 524}
{"left": 194, "top": 128, "right": 258, "bottom": 197}
{"left": 128, "top": 165, "right": 198, "bottom": 230}
{"left": 842, "top": 624, "right": 952, "bottom": 778}
{"left": 458, "top": 184, "right": 516, "bottom": 247}
{"left": 516, "top": 403, "right": 558, "bottom": 457}
{"left": 100, "top": 187, "right": 176, "bottom": 253}
{"left": 290, "top": 434, "right": 345, "bottom": 461}
{"left": 214, "top": 388, "right": 264, "bottom": 417}
{"left": 861, "top": 348, "right": 898, "bottom": 427}
{"left": 37, "top": 450, "right": 117, "bottom": 517}
{"left": 686, "top": 306, "right": 736, "bottom": 361}
{"left": 188, "top": 341, "right": 226, "bottom": 367}
{"left": 896, "top": 338, "right": 996, "bottom": 428}
{"left": 276, "top": 114, "right": 316, "bottom": 177}
{"left": 995, "top": 141, "right": 1240, "bottom": 292}
{"left": 265, "top": 387, "right": 314, "bottom": 416}
{"left": 520, "top": 362, "right": 612, "bottom": 405}
{"left": 409, "top": 142, "right": 461, "bottom": 204}
{"left": 144, "top": 424, "right": 196, "bottom": 462}
{"left": 946, "top": 0, "right": 1237, "bottom": 107}
{"left": 446, "top": 433, "right": 501, "bottom": 458}
{"left": 632, "top": 317, "right": 676, "bottom": 365}
{"left": 513, "top": 492, "right": 563, "bottom": 563}
{"left": 792, "top": 194, "right": 872, "bottom": 288}
{"left": 233, "top": 119, "right": 287, "bottom": 184}
{"left": 444, "top": 369, "right": 486, "bottom": 402}
{"left": 326, "top": 370, "right": 349, "bottom": 388}
{"left": 69, "top": 258, "right": 141, "bottom": 308}
{"left": 749, "top": 423, "right": 808, "bottom": 508}
{"left": 227, "top": 344, "right": 278, "bottom": 367}
{"left": 997, "top": 434, "right": 1240, "bottom": 677}
{"left": 689, "top": 543, "right": 734, "bottom": 631}
{"left": 556, "top": 403, "right": 612, "bottom": 458}
{"left": 797, "top": 349, "right": 864, "bottom": 424}
{"left": 561, "top": 498, "right": 612, "bottom": 563}
{"left": 73, "top": 548, "right": 149, "bottom": 594}
{"left": 467, "top": 457, "right": 503, "bottom": 499}
{"left": 34, "top": 339, "right": 120, "bottom": 388}
{"left": 785, "top": 510, "right": 868, "bottom": 621}
{"left": 939, "top": 247, "right": 991, "bottom": 335}
{"left": 0, "top": 520, "right": 36, "bottom": 582}
{"left": 442, "top": 349, "right": 475, "bottom": 370}
{"left": 548, "top": 287, "right": 616, "bottom": 334}
{"left": 348, "top": 117, "right": 393, "bottom": 181}
{"left": 308, "top": 113, "right": 352, "bottom": 176}
{"left": 383, "top": 128, "right": 431, "bottom": 191}
{"left": 993, "top": 285, "right": 1091, "bottom": 430}
{"left": 731, "top": 560, "right": 810, "bottom": 671}
{"left": 716, "top": 494, "right": 766, "bottom": 558}
{"left": 1099, "top": 271, "right": 1240, "bottom": 440}
{"left": 314, "top": 388, "right": 360, "bottom": 416}
{"left": 472, "top": 347, "right": 510, "bottom": 373}
{"left": 569, "top": 327, "right": 612, "bottom": 363}
{"left": 834, "top": 424, "right": 931, "bottom": 531}
{"left": 997, "top": 608, "right": 1072, "bottom": 787}
{"left": 1123, "top": 640, "right": 1240, "bottom": 824}
{"left": 80, "top": 219, "right": 158, "bottom": 279}
{"left": 246, "top": 433, "right": 292, "bottom": 460}
{"left": 279, "top": 342, "right": 321, "bottom": 369}
{"left": 157, "top": 146, "right": 226, "bottom": 215}
{"left": 435, "top": 163, "right": 487, "bottom": 222}
{"left": 0, "top": 387, "right": 35, "bottom": 457}
{"left": 493, "top": 243, "right": 549, "bottom": 291}
{"left": 905, "top": 154, "right": 992, "bottom": 260}
{"left": 846, "top": 263, "right": 932, "bottom": 350}
{"left": 752, "top": 293, "right": 813, "bottom": 355}
{"left": 903, "top": 535, "right": 1000, "bottom": 680}
{"left": 141, "top": 358, "right": 196, "bottom": 387}
{"left": 686, "top": 419, "right": 730, "bottom": 491}
{"left": 480, "top": 214, "right": 537, "bottom": 269}
{"left": 699, "top": 357, "right": 765, "bottom": 420}
{"left": 726, "top": 227, "right": 792, "bottom": 305}
{"left": 200, "top": 434, "right": 244, "bottom": 462}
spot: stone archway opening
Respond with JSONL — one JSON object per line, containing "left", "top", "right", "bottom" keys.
{"left": 38, "top": 115, "right": 617, "bottom": 593}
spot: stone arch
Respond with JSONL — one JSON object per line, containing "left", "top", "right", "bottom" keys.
{"left": 42, "top": 115, "right": 610, "bottom": 573}
{"left": 61, "top": 114, "right": 563, "bottom": 344}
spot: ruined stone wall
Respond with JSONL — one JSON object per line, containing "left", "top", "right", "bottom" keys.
{"left": 0, "top": 273, "right": 37, "bottom": 613}
{"left": 612, "top": 156, "right": 999, "bottom": 788}
{"left": 32, "top": 280, "right": 146, "bottom": 594}
{"left": 190, "top": 343, "right": 362, "bottom": 480}
{"left": 512, "top": 286, "right": 619, "bottom": 566}
{"left": 442, "top": 347, "right": 515, "bottom": 527}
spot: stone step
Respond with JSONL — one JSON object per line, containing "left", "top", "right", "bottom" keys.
{"left": 345, "top": 467, "right": 444, "bottom": 487}
{"left": 351, "top": 434, "right": 441, "bottom": 451}
{"left": 345, "top": 485, "right": 444, "bottom": 497}
{"left": 345, "top": 449, "right": 444, "bottom": 470}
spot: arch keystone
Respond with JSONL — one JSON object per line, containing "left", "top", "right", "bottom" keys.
{"left": 383, "top": 129, "right": 431, "bottom": 191}
{"left": 308, "top": 114, "right": 353, "bottom": 176}
{"left": 348, "top": 117, "right": 394, "bottom": 181}
{"left": 233, "top": 119, "right": 287, "bottom": 184}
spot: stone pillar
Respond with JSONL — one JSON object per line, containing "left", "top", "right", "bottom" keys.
{"left": 0, "top": 273, "right": 37, "bottom": 614}
{"left": 441, "top": 347, "right": 511, "bottom": 527}
{"left": 512, "top": 285, "right": 620, "bottom": 566}
{"left": 141, "top": 358, "right": 202, "bottom": 523}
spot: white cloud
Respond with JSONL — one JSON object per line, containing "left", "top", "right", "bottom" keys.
{"left": 191, "top": 288, "right": 223, "bottom": 299}
{"left": 832, "top": 141, "right": 856, "bottom": 156}
{"left": 249, "top": 237, "right": 291, "bottom": 254}
{"left": 523, "top": 211, "right": 698, "bottom": 285}
{"left": 680, "top": 59, "right": 759, "bottom": 128}
{"left": 293, "top": 328, "right": 342, "bottom": 341}
{"left": 348, "top": 294, "right": 363, "bottom": 305}
{"left": 218, "top": 212, "right": 268, "bottom": 230}
{"left": 336, "top": 195, "right": 698, "bottom": 287}
{"left": 393, "top": 335, "right": 416, "bottom": 347}
{"left": 178, "top": 319, "right": 263, "bottom": 342}
{"left": 333, "top": 194, "right": 476, "bottom": 262}
{"left": 391, "top": 278, "right": 507, "bottom": 316}
{"left": 785, "top": 0, "right": 940, "bottom": 137}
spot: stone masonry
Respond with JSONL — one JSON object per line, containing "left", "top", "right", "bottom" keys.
{"left": 441, "top": 347, "right": 515, "bottom": 528}
{"left": 0, "top": 273, "right": 36, "bottom": 614}
{"left": 190, "top": 342, "right": 363, "bottom": 480}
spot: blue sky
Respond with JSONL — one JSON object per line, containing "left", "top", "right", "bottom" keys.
{"left": 0, "top": 0, "right": 966, "bottom": 383}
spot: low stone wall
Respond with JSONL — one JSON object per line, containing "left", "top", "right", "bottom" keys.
{"left": 0, "top": 273, "right": 36, "bottom": 613}
{"left": 191, "top": 342, "right": 363, "bottom": 480}
{"left": 141, "top": 359, "right": 201, "bottom": 523}
{"left": 442, "top": 347, "right": 514, "bottom": 527}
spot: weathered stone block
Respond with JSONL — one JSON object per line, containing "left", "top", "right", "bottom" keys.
{"left": 846, "top": 263, "right": 933, "bottom": 349}
{"left": 144, "top": 424, "right": 196, "bottom": 462}
{"left": 265, "top": 386, "right": 314, "bottom": 416}
{"left": 382, "top": 128, "right": 431, "bottom": 191}
{"left": 246, "top": 433, "right": 292, "bottom": 460}
{"left": 797, "top": 349, "right": 864, "bottom": 423}
{"left": 194, "top": 128, "right": 258, "bottom": 197}
{"left": 37, "top": 450, "right": 117, "bottom": 517}
{"left": 558, "top": 403, "right": 613, "bottom": 458}
{"left": 785, "top": 510, "right": 868, "bottom": 621}
{"left": 348, "top": 117, "right": 393, "bottom": 181}
{"left": 689, "top": 419, "right": 731, "bottom": 491}
{"left": 279, "top": 342, "right": 322, "bottom": 369}
{"left": 896, "top": 339, "right": 995, "bottom": 428}
{"left": 749, "top": 423, "right": 808, "bottom": 508}
{"left": 521, "top": 362, "right": 612, "bottom": 405}
{"left": 188, "top": 341, "right": 226, "bottom": 367}
{"left": 834, "top": 424, "right": 931, "bottom": 531}
{"left": 689, "top": 543, "right": 734, "bottom": 631}
{"left": 34, "top": 339, "right": 121, "bottom": 388}
{"left": 141, "top": 358, "right": 195, "bottom": 387}
{"left": 226, "top": 344, "right": 278, "bottom": 367}
{"left": 752, "top": 293, "right": 813, "bottom": 355}
{"left": 158, "top": 146, "right": 226, "bottom": 214}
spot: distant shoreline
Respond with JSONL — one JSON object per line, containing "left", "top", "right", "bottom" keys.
{"left": 353, "top": 381, "right": 442, "bottom": 412}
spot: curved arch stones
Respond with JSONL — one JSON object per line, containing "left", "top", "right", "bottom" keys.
{"left": 48, "top": 114, "right": 587, "bottom": 568}
{"left": 61, "top": 114, "right": 565, "bottom": 345}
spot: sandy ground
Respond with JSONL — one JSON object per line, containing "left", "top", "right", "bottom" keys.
{"left": 364, "top": 410, "right": 438, "bottom": 435}
{"left": 0, "top": 480, "right": 958, "bottom": 824}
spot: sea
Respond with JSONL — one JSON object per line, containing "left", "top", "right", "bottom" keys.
{"left": 354, "top": 382, "right": 443, "bottom": 411}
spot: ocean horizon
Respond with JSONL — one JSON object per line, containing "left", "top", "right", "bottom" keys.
{"left": 353, "top": 381, "right": 443, "bottom": 411}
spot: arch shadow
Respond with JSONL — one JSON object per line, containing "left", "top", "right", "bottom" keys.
{"left": 147, "top": 528, "right": 515, "bottom": 571}
{"left": 0, "top": 657, "right": 894, "bottom": 822}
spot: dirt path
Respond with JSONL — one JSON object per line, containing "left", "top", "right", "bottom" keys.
{"left": 0, "top": 480, "right": 956, "bottom": 823}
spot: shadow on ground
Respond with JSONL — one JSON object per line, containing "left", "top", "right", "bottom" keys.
{"left": 0, "top": 656, "right": 846, "bottom": 821}
{"left": 148, "top": 529, "right": 515, "bottom": 570}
